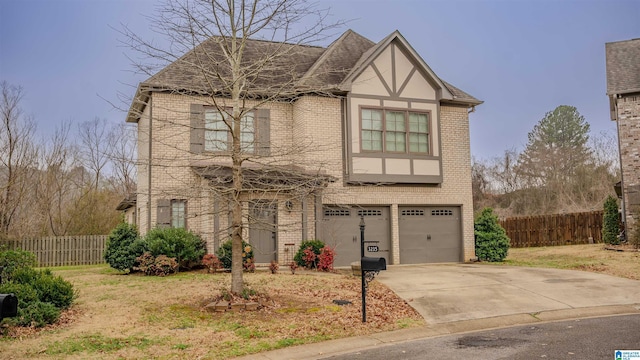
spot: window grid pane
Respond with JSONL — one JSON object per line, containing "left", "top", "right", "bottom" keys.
{"left": 171, "top": 201, "right": 185, "bottom": 228}
{"left": 205, "top": 110, "right": 228, "bottom": 151}
{"left": 362, "top": 109, "right": 383, "bottom": 151}
{"left": 409, "top": 112, "right": 429, "bottom": 154}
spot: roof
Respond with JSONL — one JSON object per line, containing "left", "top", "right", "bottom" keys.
{"left": 116, "top": 193, "right": 136, "bottom": 211}
{"left": 606, "top": 38, "right": 640, "bottom": 96}
{"left": 127, "top": 30, "right": 481, "bottom": 122}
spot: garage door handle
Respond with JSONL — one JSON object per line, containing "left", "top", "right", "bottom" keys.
{"left": 353, "top": 236, "right": 357, "bottom": 243}
{"left": 427, "top": 235, "right": 431, "bottom": 240}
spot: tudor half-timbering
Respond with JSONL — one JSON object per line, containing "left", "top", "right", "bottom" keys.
{"left": 124, "top": 29, "right": 482, "bottom": 266}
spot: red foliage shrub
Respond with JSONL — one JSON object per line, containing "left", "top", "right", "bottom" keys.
{"left": 317, "top": 245, "right": 335, "bottom": 272}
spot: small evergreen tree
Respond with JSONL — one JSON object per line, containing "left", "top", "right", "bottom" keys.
{"left": 602, "top": 195, "right": 620, "bottom": 245}
{"left": 104, "top": 222, "right": 141, "bottom": 272}
{"left": 474, "top": 208, "right": 510, "bottom": 262}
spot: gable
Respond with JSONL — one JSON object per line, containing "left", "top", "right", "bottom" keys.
{"left": 351, "top": 42, "right": 438, "bottom": 101}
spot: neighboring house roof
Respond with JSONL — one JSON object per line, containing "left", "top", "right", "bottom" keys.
{"left": 116, "top": 193, "right": 136, "bottom": 211}
{"left": 127, "top": 29, "right": 481, "bottom": 122}
{"left": 606, "top": 38, "right": 640, "bottom": 96}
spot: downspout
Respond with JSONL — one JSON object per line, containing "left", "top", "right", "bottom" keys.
{"left": 613, "top": 95, "right": 627, "bottom": 240}
{"left": 147, "top": 94, "right": 153, "bottom": 233}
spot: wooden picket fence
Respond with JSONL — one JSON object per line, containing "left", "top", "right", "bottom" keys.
{"left": 1, "top": 235, "right": 108, "bottom": 267}
{"left": 500, "top": 211, "right": 603, "bottom": 248}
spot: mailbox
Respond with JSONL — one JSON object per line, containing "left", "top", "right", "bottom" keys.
{"left": 361, "top": 256, "right": 386, "bottom": 272}
{"left": 0, "top": 293, "right": 18, "bottom": 319}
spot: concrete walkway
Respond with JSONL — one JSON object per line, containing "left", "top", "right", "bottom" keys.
{"left": 237, "top": 264, "right": 640, "bottom": 360}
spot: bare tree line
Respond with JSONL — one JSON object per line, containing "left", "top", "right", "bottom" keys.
{"left": 472, "top": 105, "right": 619, "bottom": 218}
{"left": 0, "top": 81, "right": 136, "bottom": 239}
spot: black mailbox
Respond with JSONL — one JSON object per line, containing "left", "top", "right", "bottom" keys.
{"left": 0, "top": 293, "right": 18, "bottom": 319}
{"left": 361, "top": 257, "right": 386, "bottom": 271}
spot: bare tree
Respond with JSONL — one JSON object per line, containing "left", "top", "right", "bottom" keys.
{"left": 106, "top": 123, "right": 137, "bottom": 197}
{"left": 78, "top": 117, "right": 110, "bottom": 190}
{"left": 0, "top": 81, "right": 38, "bottom": 238}
{"left": 122, "top": 0, "right": 343, "bottom": 294}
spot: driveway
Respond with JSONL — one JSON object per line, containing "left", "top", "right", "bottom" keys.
{"left": 377, "top": 264, "right": 640, "bottom": 324}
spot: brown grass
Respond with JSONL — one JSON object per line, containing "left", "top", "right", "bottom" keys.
{"left": 0, "top": 266, "right": 423, "bottom": 359}
{"left": 501, "top": 244, "right": 640, "bottom": 280}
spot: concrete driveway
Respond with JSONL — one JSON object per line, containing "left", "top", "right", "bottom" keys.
{"left": 377, "top": 264, "right": 640, "bottom": 324}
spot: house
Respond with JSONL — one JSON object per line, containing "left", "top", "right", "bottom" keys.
{"left": 606, "top": 38, "right": 640, "bottom": 235}
{"left": 124, "top": 29, "right": 482, "bottom": 266}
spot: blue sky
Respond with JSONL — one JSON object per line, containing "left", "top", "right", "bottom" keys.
{"left": 1, "top": 0, "right": 638, "bottom": 160}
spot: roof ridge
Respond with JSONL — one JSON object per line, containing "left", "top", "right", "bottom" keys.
{"left": 298, "top": 29, "right": 374, "bottom": 86}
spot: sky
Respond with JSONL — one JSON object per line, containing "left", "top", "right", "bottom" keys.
{"left": 1, "top": 0, "right": 639, "bottom": 160}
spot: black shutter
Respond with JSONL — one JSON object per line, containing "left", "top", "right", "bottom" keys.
{"left": 256, "top": 108, "right": 270, "bottom": 156}
{"left": 190, "top": 104, "right": 205, "bottom": 153}
{"left": 157, "top": 199, "right": 171, "bottom": 228}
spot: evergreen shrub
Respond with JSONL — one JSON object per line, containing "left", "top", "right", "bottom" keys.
{"left": 474, "top": 208, "right": 510, "bottom": 262}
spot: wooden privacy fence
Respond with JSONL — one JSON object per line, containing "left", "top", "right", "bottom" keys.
{"left": 1, "top": 235, "right": 108, "bottom": 267}
{"left": 500, "top": 211, "right": 603, "bottom": 248}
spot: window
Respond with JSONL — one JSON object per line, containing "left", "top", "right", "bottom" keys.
{"left": 171, "top": 200, "right": 187, "bottom": 228}
{"left": 361, "top": 108, "right": 430, "bottom": 154}
{"left": 204, "top": 109, "right": 255, "bottom": 152}
{"left": 361, "top": 109, "right": 383, "bottom": 151}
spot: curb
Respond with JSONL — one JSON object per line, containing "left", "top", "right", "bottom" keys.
{"left": 234, "top": 304, "right": 640, "bottom": 360}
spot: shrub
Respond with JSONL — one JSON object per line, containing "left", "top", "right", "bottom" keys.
{"left": 474, "top": 207, "right": 510, "bottom": 262}
{"left": 104, "top": 222, "right": 141, "bottom": 272}
{"left": 0, "top": 282, "right": 38, "bottom": 305}
{"left": 294, "top": 240, "right": 325, "bottom": 268}
{"left": 202, "top": 254, "right": 222, "bottom": 273}
{"left": 0, "top": 248, "right": 37, "bottom": 278}
{"left": 630, "top": 208, "right": 640, "bottom": 249}
{"left": 269, "top": 260, "right": 279, "bottom": 274}
{"left": 602, "top": 195, "right": 620, "bottom": 245}
{"left": 289, "top": 262, "right": 298, "bottom": 275}
{"left": 9, "top": 267, "right": 76, "bottom": 309}
{"left": 135, "top": 252, "right": 178, "bottom": 276}
{"left": 32, "top": 269, "right": 76, "bottom": 309}
{"left": 0, "top": 263, "right": 75, "bottom": 328}
{"left": 216, "top": 239, "right": 254, "bottom": 270}
{"left": 317, "top": 246, "right": 336, "bottom": 272}
{"left": 144, "top": 228, "right": 206, "bottom": 270}
{"left": 11, "top": 301, "right": 60, "bottom": 328}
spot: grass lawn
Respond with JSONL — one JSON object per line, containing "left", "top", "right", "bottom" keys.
{"left": 0, "top": 265, "right": 423, "bottom": 359}
{"left": 498, "top": 244, "right": 640, "bottom": 280}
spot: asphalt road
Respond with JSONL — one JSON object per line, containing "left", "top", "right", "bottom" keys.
{"left": 321, "top": 314, "right": 640, "bottom": 360}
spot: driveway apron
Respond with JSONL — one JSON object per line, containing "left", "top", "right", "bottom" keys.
{"left": 376, "top": 264, "right": 640, "bottom": 324}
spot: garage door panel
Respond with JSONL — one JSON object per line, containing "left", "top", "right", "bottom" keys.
{"left": 322, "top": 207, "right": 390, "bottom": 267}
{"left": 400, "top": 206, "right": 461, "bottom": 264}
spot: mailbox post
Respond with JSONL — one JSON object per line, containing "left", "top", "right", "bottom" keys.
{"left": 359, "top": 215, "right": 386, "bottom": 322}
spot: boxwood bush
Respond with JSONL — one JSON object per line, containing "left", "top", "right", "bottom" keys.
{"left": 144, "top": 227, "right": 206, "bottom": 270}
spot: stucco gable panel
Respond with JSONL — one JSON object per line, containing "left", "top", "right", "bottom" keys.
{"left": 400, "top": 70, "right": 436, "bottom": 99}
{"left": 351, "top": 65, "right": 391, "bottom": 96}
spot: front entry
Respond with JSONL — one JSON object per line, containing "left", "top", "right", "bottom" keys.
{"left": 249, "top": 201, "right": 277, "bottom": 263}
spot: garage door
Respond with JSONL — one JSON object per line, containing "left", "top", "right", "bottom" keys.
{"left": 321, "top": 206, "right": 390, "bottom": 267}
{"left": 399, "top": 206, "right": 461, "bottom": 264}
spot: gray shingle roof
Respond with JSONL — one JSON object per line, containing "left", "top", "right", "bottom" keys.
{"left": 606, "top": 38, "right": 640, "bottom": 95}
{"left": 128, "top": 29, "right": 481, "bottom": 122}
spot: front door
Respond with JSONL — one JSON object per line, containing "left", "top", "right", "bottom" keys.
{"left": 249, "top": 201, "right": 277, "bottom": 263}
